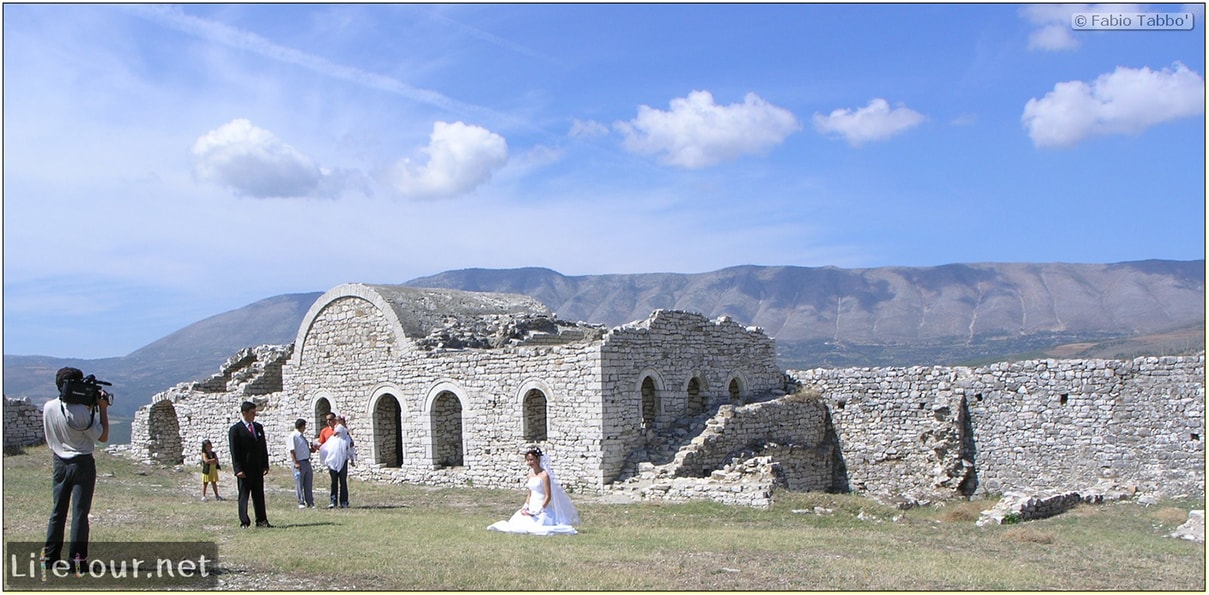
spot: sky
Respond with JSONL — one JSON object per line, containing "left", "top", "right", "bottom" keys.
{"left": 2, "top": 3, "right": 1205, "bottom": 360}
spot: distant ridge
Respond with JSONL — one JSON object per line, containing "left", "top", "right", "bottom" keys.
{"left": 4, "top": 260, "right": 1203, "bottom": 422}
{"left": 407, "top": 260, "right": 1205, "bottom": 343}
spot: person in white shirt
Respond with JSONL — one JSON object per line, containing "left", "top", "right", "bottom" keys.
{"left": 42, "top": 367, "right": 110, "bottom": 573}
{"left": 288, "top": 418, "right": 317, "bottom": 508}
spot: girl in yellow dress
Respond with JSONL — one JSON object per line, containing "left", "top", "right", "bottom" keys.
{"left": 200, "top": 440, "right": 223, "bottom": 501}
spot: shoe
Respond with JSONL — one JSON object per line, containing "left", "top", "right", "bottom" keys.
{"left": 215, "top": 496, "right": 225, "bottom": 501}
{"left": 328, "top": 503, "right": 335, "bottom": 509}
{"left": 299, "top": 504, "right": 306, "bottom": 509}
{"left": 340, "top": 503, "right": 349, "bottom": 508}
{"left": 201, "top": 496, "right": 208, "bottom": 502}
{"left": 255, "top": 521, "right": 274, "bottom": 528}
{"left": 240, "top": 523, "right": 250, "bottom": 529}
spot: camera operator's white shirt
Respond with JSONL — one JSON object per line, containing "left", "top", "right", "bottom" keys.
{"left": 42, "top": 400, "right": 104, "bottom": 458}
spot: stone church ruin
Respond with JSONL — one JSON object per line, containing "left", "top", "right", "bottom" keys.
{"left": 127, "top": 283, "right": 1206, "bottom": 509}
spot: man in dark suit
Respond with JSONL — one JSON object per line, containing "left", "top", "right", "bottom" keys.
{"left": 228, "top": 401, "right": 272, "bottom": 528}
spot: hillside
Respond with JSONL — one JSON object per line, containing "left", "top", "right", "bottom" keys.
{"left": 3, "top": 260, "right": 1203, "bottom": 419}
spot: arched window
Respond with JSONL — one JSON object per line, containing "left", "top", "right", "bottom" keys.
{"left": 431, "top": 391, "right": 464, "bottom": 468}
{"left": 687, "top": 377, "right": 706, "bottom": 416}
{"left": 641, "top": 376, "right": 658, "bottom": 427}
{"left": 523, "top": 389, "right": 548, "bottom": 442}
{"left": 729, "top": 378, "right": 743, "bottom": 405}
{"left": 314, "top": 398, "right": 333, "bottom": 439}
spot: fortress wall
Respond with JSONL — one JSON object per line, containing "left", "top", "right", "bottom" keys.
{"left": 4, "top": 396, "right": 45, "bottom": 449}
{"left": 283, "top": 294, "right": 608, "bottom": 492}
{"left": 598, "top": 310, "right": 784, "bottom": 483}
{"left": 791, "top": 354, "right": 1205, "bottom": 499}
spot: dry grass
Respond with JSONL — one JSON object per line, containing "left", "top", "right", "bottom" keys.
{"left": 935, "top": 499, "right": 986, "bottom": 522}
{"left": 1154, "top": 505, "right": 1196, "bottom": 526}
{"left": 784, "top": 386, "right": 823, "bottom": 402}
{"left": 1001, "top": 526, "right": 1057, "bottom": 544}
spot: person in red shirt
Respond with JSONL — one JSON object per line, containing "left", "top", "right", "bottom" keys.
{"left": 317, "top": 412, "right": 337, "bottom": 445}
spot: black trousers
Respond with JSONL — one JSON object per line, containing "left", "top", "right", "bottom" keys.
{"left": 236, "top": 471, "right": 268, "bottom": 525}
{"left": 43, "top": 453, "right": 96, "bottom": 564}
{"left": 328, "top": 462, "right": 349, "bottom": 506}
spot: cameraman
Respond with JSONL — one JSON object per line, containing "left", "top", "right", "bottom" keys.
{"left": 41, "top": 367, "right": 109, "bottom": 574}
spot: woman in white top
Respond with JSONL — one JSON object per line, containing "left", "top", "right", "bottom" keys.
{"left": 488, "top": 448, "right": 579, "bottom": 535}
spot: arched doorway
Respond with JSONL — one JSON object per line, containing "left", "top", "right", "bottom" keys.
{"left": 147, "top": 400, "right": 182, "bottom": 465}
{"left": 314, "top": 398, "right": 333, "bottom": 440}
{"left": 431, "top": 391, "right": 464, "bottom": 468}
{"left": 373, "top": 394, "right": 403, "bottom": 467}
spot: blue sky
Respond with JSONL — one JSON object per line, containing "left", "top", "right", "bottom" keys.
{"left": 3, "top": 3, "right": 1205, "bottom": 359}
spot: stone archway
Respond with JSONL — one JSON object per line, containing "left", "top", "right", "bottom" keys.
{"left": 146, "top": 400, "right": 183, "bottom": 465}
{"left": 728, "top": 377, "right": 745, "bottom": 406}
{"left": 431, "top": 391, "right": 464, "bottom": 468}
{"left": 314, "top": 397, "right": 333, "bottom": 440}
{"left": 687, "top": 377, "right": 706, "bottom": 416}
{"left": 641, "top": 376, "right": 659, "bottom": 427}
{"left": 373, "top": 393, "right": 404, "bottom": 468}
{"left": 523, "top": 388, "right": 548, "bottom": 442}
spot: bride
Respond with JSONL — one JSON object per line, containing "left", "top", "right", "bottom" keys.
{"left": 487, "top": 448, "right": 580, "bottom": 535}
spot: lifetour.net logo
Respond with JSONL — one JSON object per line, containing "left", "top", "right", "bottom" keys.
{"left": 4, "top": 542, "right": 218, "bottom": 590}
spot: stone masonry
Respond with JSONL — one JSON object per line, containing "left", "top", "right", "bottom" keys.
{"left": 123, "top": 283, "right": 1205, "bottom": 509}
{"left": 790, "top": 355, "right": 1205, "bottom": 505}
{"left": 128, "top": 284, "right": 786, "bottom": 499}
{"left": 4, "top": 396, "right": 45, "bottom": 449}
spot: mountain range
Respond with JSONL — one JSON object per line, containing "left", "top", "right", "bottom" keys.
{"left": 4, "top": 260, "right": 1204, "bottom": 420}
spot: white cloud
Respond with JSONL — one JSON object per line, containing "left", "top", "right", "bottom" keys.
{"left": 191, "top": 119, "right": 324, "bottom": 198}
{"left": 384, "top": 121, "right": 509, "bottom": 199}
{"left": 1022, "top": 62, "right": 1205, "bottom": 148}
{"left": 569, "top": 118, "right": 610, "bottom": 139}
{"left": 614, "top": 90, "right": 800, "bottom": 169}
{"left": 1020, "top": 4, "right": 1143, "bottom": 51}
{"left": 812, "top": 98, "right": 926, "bottom": 146}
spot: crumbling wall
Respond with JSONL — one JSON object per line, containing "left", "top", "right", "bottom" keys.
{"left": 4, "top": 396, "right": 44, "bottom": 449}
{"left": 598, "top": 310, "right": 785, "bottom": 483}
{"left": 791, "top": 354, "right": 1205, "bottom": 502}
{"left": 671, "top": 397, "right": 832, "bottom": 486}
{"left": 129, "top": 345, "right": 293, "bottom": 466}
{"left": 609, "top": 394, "right": 836, "bottom": 507}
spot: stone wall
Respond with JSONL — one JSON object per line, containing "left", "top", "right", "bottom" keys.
{"left": 128, "top": 345, "right": 294, "bottom": 468}
{"left": 598, "top": 311, "right": 784, "bottom": 483}
{"left": 790, "top": 354, "right": 1205, "bottom": 502}
{"left": 672, "top": 397, "right": 832, "bottom": 487}
{"left": 124, "top": 282, "right": 1203, "bottom": 508}
{"left": 609, "top": 396, "right": 837, "bottom": 507}
{"left": 283, "top": 291, "right": 609, "bottom": 492}
{"left": 4, "top": 396, "right": 44, "bottom": 449}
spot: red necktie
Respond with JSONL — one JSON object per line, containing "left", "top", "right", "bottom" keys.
{"left": 247, "top": 423, "right": 255, "bottom": 436}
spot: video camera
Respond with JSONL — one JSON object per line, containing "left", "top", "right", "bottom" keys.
{"left": 59, "top": 374, "right": 113, "bottom": 408}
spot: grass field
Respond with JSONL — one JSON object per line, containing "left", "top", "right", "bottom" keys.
{"left": 2, "top": 445, "right": 1203, "bottom": 591}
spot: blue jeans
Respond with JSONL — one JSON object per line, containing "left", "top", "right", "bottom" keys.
{"left": 43, "top": 453, "right": 96, "bottom": 565}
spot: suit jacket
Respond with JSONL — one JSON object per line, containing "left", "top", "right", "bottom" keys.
{"left": 228, "top": 419, "right": 270, "bottom": 477}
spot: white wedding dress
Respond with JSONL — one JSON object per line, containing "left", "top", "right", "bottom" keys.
{"left": 488, "top": 464, "right": 579, "bottom": 536}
